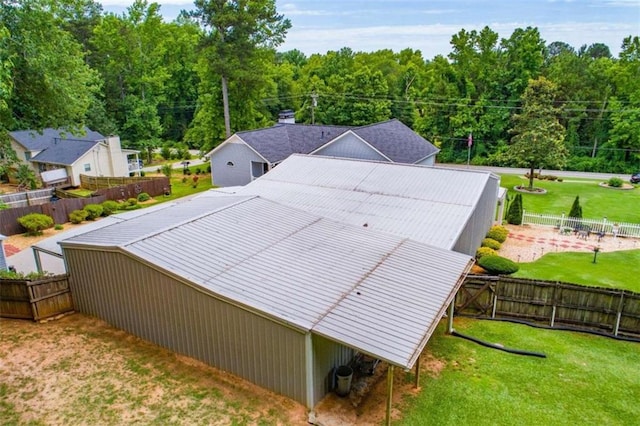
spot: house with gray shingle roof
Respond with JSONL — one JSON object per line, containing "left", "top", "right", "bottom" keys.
{"left": 8, "top": 128, "right": 141, "bottom": 187}
{"left": 207, "top": 115, "right": 439, "bottom": 187}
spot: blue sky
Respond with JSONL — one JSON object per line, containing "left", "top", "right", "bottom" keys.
{"left": 101, "top": 0, "right": 639, "bottom": 58}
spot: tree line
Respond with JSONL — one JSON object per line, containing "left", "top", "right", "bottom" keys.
{"left": 1, "top": 0, "right": 639, "bottom": 176}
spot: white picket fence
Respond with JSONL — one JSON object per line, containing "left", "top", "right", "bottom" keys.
{"left": 522, "top": 211, "right": 640, "bottom": 239}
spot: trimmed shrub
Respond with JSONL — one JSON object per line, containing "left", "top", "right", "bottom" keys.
{"left": 569, "top": 195, "right": 582, "bottom": 219}
{"left": 101, "top": 200, "right": 120, "bottom": 216}
{"left": 137, "top": 192, "right": 150, "bottom": 202}
{"left": 83, "top": 204, "right": 103, "bottom": 220}
{"left": 127, "top": 198, "right": 138, "bottom": 206}
{"left": 607, "top": 177, "right": 623, "bottom": 188}
{"left": 481, "top": 237, "right": 502, "bottom": 250}
{"left": 123, "top": 203, "right": 142, "bottom": 211}
{"left": 69, "top": 209, "right": 89, "bottom": 224}
{"left": 486, "top": 225, "right": 509, "bottom": 243}
{"left": 476, "top": 247, "right": 497, "bottom": 259}
{"left": 54, "top": 224, "right": 64, "bottom": 230}
{"left": 506, "top": 193, "right": 523, "bottom": 225}
{"left": 477, "top": 255, "right": 519, "bottom": 275}
{"left": 17, "top": 213, "right": 54, "bottom": 236}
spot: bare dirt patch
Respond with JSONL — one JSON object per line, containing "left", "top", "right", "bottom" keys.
{"left": 0, "top": 312, "right": 448, "bottom": 425}
{"left": 0, "top": 314, "right": 307, "bottom": 425}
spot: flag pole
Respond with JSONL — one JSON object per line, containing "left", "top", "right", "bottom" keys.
{"left": 466, "top": 132, "right": 472, "bottom": 168}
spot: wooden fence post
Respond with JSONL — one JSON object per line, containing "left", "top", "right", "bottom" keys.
{"left": 614, "top": 293, "right": 625, "bottom": 336}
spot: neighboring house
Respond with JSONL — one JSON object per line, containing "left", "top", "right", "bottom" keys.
{"left": 212, "top": 154, "right": 501, "bottom": 257}
{"left": 207, "top": 114, "right": 439, "bottom": 187}
{"left": 60, "top": 195, "right": 473, "bottom": 410}
{"left": 8, "top": 128, "right": 141, "bottom": 187}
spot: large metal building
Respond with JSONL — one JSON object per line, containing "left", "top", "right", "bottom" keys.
{"left": 60, "top": 196, "right": 473, "bottom": 408}
{"left": 225, "top": 154, "right": 501, "bottom": 256}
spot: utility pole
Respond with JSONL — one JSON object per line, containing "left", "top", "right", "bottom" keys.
{"left": 311, "top": 93, "right": 318, "bottom": 125}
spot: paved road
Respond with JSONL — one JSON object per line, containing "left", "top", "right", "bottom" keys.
{"left": 436, "top": 164, "right": 633, "bottom": 182}
{"left": 141, "top": 150, "right": 207, "bottom": 173}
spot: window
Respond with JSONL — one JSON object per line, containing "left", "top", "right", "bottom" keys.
{"left": 24, "top": 152, "right": 32, "bottom": 161}
{"left": 251, "top": 161, "right": 269, "bottom": 179}
{"left": 84, "top": 163, "right": 91, "bottom": 172}
{"left": 226, "top": 161, "right": 234, "bottom": 167}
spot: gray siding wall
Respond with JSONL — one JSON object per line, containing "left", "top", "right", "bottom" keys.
{"left": 415, "top": 155, "right": 436, "bottom": 166}
{"left": 314, "top": 134, "right": 387, "bottom": 162}
{"left": 65, "top": 249, "right": 308, "bottom": 403}
{"left": 452, "top": 175, "right": 500, "bottom": 256}
{"left": 211, "top": 141, "right": 266, "bottom": 187}
{"left": 0, "top": 240, "right": 7, "bottom": 271}
{"left": 312, "top": 334, "right": 354, "bottom": 406}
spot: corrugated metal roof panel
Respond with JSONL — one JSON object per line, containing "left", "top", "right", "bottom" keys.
{"left": 235, "top": 155, "right": 495, "bottom": 249}
{"left": 313, "top": 239, "right": 473, "bottom": 367}
{"left": 62, "top": 195, "right": 472, "bottom": 368}
{"left": 62, "top": 196, "right": 253, "bottom": 247}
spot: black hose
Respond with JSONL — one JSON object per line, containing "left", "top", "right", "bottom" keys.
{"left": 457, "top": 314, "right": 640, "bottom": 344}
{"left": 451, "top": 330, "right": 547, "bottom": 358}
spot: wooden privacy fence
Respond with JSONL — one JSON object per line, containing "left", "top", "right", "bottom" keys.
{"left": 0, "top": 274, "right": 73, "bottom": 321}
{"left": 0, "top": 188, "right": 54, "bottom": 208}
{"left": 0, "top": 196, "right": 106, "bottom": 236}
{"left": 0, "top": 176, "right": 169, "bottom": 236}
{"left": 80, "top": 174, "right": 170, "bottom": 195}
{"left": 457, "top": 275, "right": 640, "bottom": 339}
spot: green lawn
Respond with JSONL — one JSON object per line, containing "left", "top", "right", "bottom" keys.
{"left": 399, "top": 319, "right": 640, "bottom": 426}
{"left": 514, "top": 250, "right": 640, "bottom": 292}
{"left": 499, "top": 174, "right": 640, "bottom": 224}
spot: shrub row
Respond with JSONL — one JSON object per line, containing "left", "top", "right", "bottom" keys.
{"left": 524, "top": 172, "right": 563, "bottom": 182}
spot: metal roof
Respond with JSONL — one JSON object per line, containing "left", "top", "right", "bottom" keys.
{"left": 60, "top": 195, "right": 472, "bottom": 369}
{"left": 227, "top": 155, "right": 498, "bottom": 250}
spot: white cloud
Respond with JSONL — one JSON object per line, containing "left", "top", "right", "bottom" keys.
{"left": 100, "top": 0, "right": 194, "bottom": 5}
{"left": 281, "top": 21, "right": 635, "bottom": 56}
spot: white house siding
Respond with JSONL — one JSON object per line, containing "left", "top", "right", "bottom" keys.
{"left": 312, "top": 334, "right": 354, "bottom": 406}
{"left": 8, "top": 139, "right": 39, "bottom": 175}
{"left": 452, "top": 175, "right": 500, "bottom": 256}
{"left": 211, "top": 139, "right": 267, "bottom": 187}
{"left": 313, "top": 133, "right": 388, "bottom": 162}
{"left": 64, "top": 248, "right": 309, "bottom": 404}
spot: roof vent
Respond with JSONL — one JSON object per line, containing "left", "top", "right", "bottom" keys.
{"left": 278, "top": 110, "right": 295, "bottom": 124}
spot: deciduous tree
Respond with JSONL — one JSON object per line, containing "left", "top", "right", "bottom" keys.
{"left": 507, "top": 77, "right": 567, "bottom": 190}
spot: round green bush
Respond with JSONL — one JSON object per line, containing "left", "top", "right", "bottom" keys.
{"left": 607, "top": 177, "right": 623, "bottom": 188}
{"left": 83, "top": 204, "right": 104, "bottom": 220}
{"left": 476, "top": 246, "right": 497, "bottom": 259}
{"left": 477, "top": 255, "right": 519, "bottom": 275}
{"left": 101, "top": 200, "right": 120, "bottom": 216}
{"left": 486, "top": 225, "right": 509, "bottom": 243}
{"left": 69, "top": 209, "right": 89, "bottom": 224}
{"left": 137, "top": 192, "right": 150, "bottom": 202}
{"left": 17, "top": 213, "right": 54, "bottom": 236}
{"left": 54, "top": 224, "right": 64, "bottom": 230}
{"left": 127, "top": 198, "right": 138, "bottom": 206}
{"left": 481, "top": 237, "right": 502, "bottom": 250}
